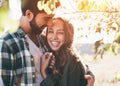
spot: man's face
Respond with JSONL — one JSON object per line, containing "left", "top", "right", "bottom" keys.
{"left": 30, "top": 12, "right": 52, "bottom": 34}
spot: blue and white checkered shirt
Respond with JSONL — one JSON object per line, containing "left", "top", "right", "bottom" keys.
{"left": 0, "top": 28, "right": 37, "bottom": 86}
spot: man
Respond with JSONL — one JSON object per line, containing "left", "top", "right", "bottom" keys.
{"left": 0, "top": 0, "right": 53, "bottom": 85}
{"left": 0, "top": 0, "right": 94, "bottom": 85}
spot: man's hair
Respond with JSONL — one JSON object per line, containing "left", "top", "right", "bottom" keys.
{"left": 21, "top": 0, "right": 45, "bottom": 15}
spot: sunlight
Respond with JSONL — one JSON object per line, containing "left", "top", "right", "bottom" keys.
{"left": 0, "top": 0, "right": 4, "bottom": 7}
{"left": 9, "top": 0, "right": 21, "bottom": 20}
{"left": 54, "top": 0, "right": 120, "bottom": 44}
{"left": 1, "top": 0, "right": 120, "bottom": 44}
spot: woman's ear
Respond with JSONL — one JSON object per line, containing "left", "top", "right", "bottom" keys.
{"left": 25, "top": 10, "right": 34, "bottom": 21}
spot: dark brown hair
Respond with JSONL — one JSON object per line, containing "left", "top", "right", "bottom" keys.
{"left": 46, "top": 17, "right": 74, "bottom": 78}
{"left": 47, "top": 17, "right": 74, "bottom": 49}
{"left": 21, "top": 0, "right": 45, "bottom": 15}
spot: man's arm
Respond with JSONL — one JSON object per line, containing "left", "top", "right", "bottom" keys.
{"left": 85, "top": 64, "right": 95, "bottom": 86}
{"left": 85, "top": 75, "right": 95, "bottom": 86}
{"left": 0, "top": 39, "right": 14, "bottom": 85}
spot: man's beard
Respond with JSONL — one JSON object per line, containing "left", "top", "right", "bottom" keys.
{"left": 29, "top": 18, "right": 46, "bottom": 34}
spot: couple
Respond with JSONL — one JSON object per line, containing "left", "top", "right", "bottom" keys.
{"left": 0, "top": 0, "right": 94, "bottom": 86}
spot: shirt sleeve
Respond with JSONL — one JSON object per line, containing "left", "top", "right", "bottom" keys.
{"left": 0, "top": 39, "right": 4, "bottom": 86}
{"left": 85, "top": 64, "right": 94, "bottom": 76}
{"left": 0, "top": 39, "right": 14, "bottom": 85}
{"left": 40, "top": 75, "right": 57, "bottom": 86}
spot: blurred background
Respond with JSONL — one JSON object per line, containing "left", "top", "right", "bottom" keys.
{"left": 0, "top": 0, "right": 120, "bottom": 86}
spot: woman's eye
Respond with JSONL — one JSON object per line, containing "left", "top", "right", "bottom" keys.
{"left": 48, "top": 30, "right": 53, "bottom": 33}
{"left": 58, "top": 31, "right": 64, "bottom": 34}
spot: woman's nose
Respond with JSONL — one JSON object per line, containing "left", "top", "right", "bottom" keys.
{"left": 52, "top": 32, "right": 58, "bottom": 40}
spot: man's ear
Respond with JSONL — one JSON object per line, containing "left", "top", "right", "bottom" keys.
{"left": 25, "top": 10, "right": 34, "bottom": 21}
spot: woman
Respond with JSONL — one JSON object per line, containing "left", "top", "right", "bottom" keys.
{"left": 40, "top": 17, "right": 90, "bottom": 86}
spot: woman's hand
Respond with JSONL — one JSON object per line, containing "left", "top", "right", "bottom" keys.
{"left": 40, "top": 52, "right": 55, "bottom": 79}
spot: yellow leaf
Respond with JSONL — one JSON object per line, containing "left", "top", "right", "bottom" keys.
{"left": 37, "top": 1, "right": 43, "bottom": 11}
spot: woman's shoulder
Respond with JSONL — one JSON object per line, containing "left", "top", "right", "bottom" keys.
{"left": 66, "top": 50, "right": 86, "bottom": 70}
{"left": 66, "top": 50, "right": 80, "bottom": 63}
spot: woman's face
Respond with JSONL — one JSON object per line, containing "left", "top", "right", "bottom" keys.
{"left": 47, "top": 19, "right": 65, "bottom": 51}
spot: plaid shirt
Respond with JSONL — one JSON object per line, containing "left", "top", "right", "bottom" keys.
{"left": 0, "top": 28, "right": 38, "bottom": 86}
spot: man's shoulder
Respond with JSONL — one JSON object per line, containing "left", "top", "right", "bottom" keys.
{"left": 1, "top": 30, "right": 24, "bottom": 47}
{"left": 0, "top": 29, "right": 27, "bottom": 53}
{"left": 2, "top": 29, "right": 25, "bottom": 41}
{"left": 1, "top": 32, "right": 17, "bottom": 44}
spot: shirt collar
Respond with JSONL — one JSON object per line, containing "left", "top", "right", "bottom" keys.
{"left": 16, "top": 27, "right": 26, "bottom": 38}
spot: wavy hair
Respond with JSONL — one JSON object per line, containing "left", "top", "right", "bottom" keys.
{"left": 45, "top": 17, "right": 75, "bottom": 78}
{"left": 21, "top": 0, "right": 45, "bottom": 15}
{"left": 46, "top": 17, "right": 85, "bottom": 79}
